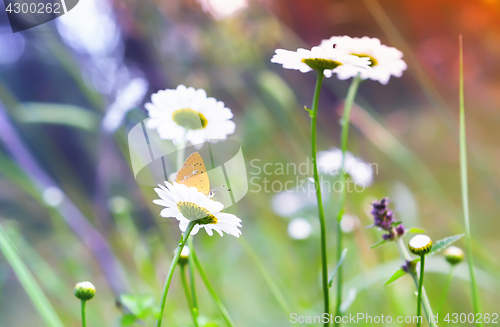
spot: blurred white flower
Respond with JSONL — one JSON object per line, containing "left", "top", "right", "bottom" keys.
{"left": 153, "top": 181, "right": 242, "bottom": 237}
{"left": 56, "top": 0, "right": 119, "bottom": 57}
{"left": 317, "top": 147, "right": 374, "bottom": 186}
{"left": 287, "top": 218, "right": 312, "bottom": 240}
{"left": 271, "top": 46, "right": 371, "bottom": 78}
{"left": 198, "top": 0, "right": 247, "bottom": 20}
{"left": 272, "top": 191, "right": 306, "bottom": 216}
{"left": 272, "top": 189, "right": 318, "bottom": 217}
{"left": 146, "top": 85, "right": 236, "bottom": 146}
{"left": 320, "top": 36, "right": 407, "bottom": 84}
{"left": 102, "top": 78, "right": 148, "bottom": 133}
{"left": 42, "top": 187, "right": 64, "bottom": 207}
{"left": 340, "top": 214, "right": 360, "bottom": 233}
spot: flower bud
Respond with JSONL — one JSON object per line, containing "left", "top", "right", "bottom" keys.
{"left": 401, "top": 260, "right": 416, "bottom": 272}
{"left": 74, "top": 281, "right": 96, "bottom": 301}
{"left": 382, "top": 232, "right": 394, "bottom": 241}
{"left": 396, "top": 224, "right": 405, "bottom": 236}
{"left": 178, "top": 246, "right": 190, "bottom": 265}
{"left": 408, "top": 235, "right": 432, "bottom": 256}
{"left": 444, "top": 246, "right": 464, "bottom": 265}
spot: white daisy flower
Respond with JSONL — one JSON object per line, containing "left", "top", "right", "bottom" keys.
{"left": 153, "top": 181, "right": 242, "bottom": 237}
{"left": 271, "top": 46, "right": 371, "bottom": 78}
{"left": 145, "top": 85, "right": 236, "bottom": 146}
{"left": 317, "top": 147, "right": 374, "bottom": 186}
{"left": 320, "top": 36, "right": 407, "bottom": 84}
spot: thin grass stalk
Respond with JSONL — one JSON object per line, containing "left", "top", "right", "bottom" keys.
{"left": 187, "top": 238, "right": 199, "bottom": 313}
{"left": 0, "top": 223, "right": 64, "bottom": 327}
{"left": 0, "top": 101, "right": 128, "bottom": 295}
{"left": 180, "top": 264, "right": 199, "bottom": 327}
{"left": 458, "top": 35, "right": 483, "bottom": 325}
{"left": 191, "top": 248, "right": 235, "bottom": 327}
{"left": 239, "top": 237, "right": 291, "bottom": 313}
{"left": 437, "top": 266, "right": 455, "bottom": 315}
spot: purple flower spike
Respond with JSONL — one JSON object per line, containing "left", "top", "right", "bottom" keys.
{"left": 370, "top": 197, "right": 394, "bottom": 231}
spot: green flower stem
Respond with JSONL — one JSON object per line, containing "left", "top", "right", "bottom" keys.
{"left": 187, "top": 238, "right": 199, "bottom": 313}
{"left": 334, "top": 74, "right": 362, "bottom": 326}
{"left": 180, "top": 264, "right": 200, "bottom": 327}
{"left": 0, "top": 223, "right": 64, "bottom": 327}
{"left": 416, "top": 255, "right": 425, "bottom": 327}
{"left": 309, "top": 71, "right": 329, "bottom": 325}
{"left": 156, "top": 221, "right": 197, "bottom": 327}
{"left": 459, "top": 36, "right": 482, "bottom": 326}
{"left": 437, "top": 266, "right": 455, "bottom": 315}
{"left": 239, "top": 237, "right": 291, "bottom": 313}
{"left": 395, "top": 237, "right": 438, "bottom": 327}
{"left": 191, "top": 247, "right": 235, "bottom": 327}
{"left": 81, "top": 300, "right": 87, "bottom": 327}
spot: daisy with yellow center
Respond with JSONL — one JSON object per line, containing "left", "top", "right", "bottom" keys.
{"left": 146, "top": 85, "right": 235, "bottom": 145}
{"left": 320, "top": 36, "right": 407, "bottom": 84}
{"left": 153, "top": 181, "right": 242, "bottom": 237}
{"left": 153, "top": 181, "right": 241, "bottom": 327}
{"left": 271, "top": 46, "right": 371, "bottom": 78}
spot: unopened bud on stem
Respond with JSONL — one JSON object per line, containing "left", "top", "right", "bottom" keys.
{"left": 408, "top": 235, "right": 432, "bottom": 256}
{"left": 444, "top": 246, "right": 464, "bottom": 265}
{"left": 74, "top": 281, "right": 96, "bottom": 301}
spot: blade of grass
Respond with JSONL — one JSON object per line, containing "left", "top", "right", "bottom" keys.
{"left": 0, "top": 222, "right": 64, "bottom": 327}
{"left": 458, "top": 35, "right": 482, "bottom": 325}
{"left": 363, "top": 0, "right": 500, "bottom": 218}
{"left": 191, "top": 248, "right": 235, "bottom": 327}
{"left": 0, "top": 100, "right": 129, "bottom": 295}
{"left": 238, "top": 237, "right": 291, "bottom": 313}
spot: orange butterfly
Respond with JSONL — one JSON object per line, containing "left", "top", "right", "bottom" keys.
{"left": 176, "top": 152, "right": 212, "bottom": 196}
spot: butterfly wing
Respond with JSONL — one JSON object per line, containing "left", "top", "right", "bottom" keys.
{"left": 176, "top": 152, "right": 210, "bottom": 195}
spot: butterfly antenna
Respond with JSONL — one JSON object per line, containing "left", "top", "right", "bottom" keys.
{"left": 212, "top": 185, "right": 232, "bottom": 192}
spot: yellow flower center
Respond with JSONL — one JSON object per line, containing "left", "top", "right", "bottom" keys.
{"left": 301, "top": 58, "right": 342, "bottom": 71}
{"left": 172, "top": 108, "right": 208, "bottom": 130}
{"left": 351, "top": 53, "right": 378, "bottom": 67}
{"left": 177, "top": 201, "right": 211, "bottom": 220}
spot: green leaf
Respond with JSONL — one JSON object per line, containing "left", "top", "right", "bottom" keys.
{"left": 328, "top": 248, "right": 348, "bottom": 288}
{"left": 13, "top": 102, "right": 99, "bottom": 131}
{"left": 120, "top": 314, "right": 138, "bottom": 326}
{"left": 391, "top": 221, "right": 402, "bottom": 226}
{"left": 0, "top": 224, "right": 64, "bottom": 327}
{"left": 384, "top": 268, "right": 406, "bottom": 286}
{"left": 409, "top": 228, "right": 425, "bottom": 234}
{"left": 119, "top": 295, "right": 157, "bottom": 320}
{"left": 429, "top": 234, "right": 464, "bottom": 255}
{"left": 304, "top": 106, "right": 313, "bottom": 117}
{"left": 370, "top": 239, "right": 387, "bottom": 249}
